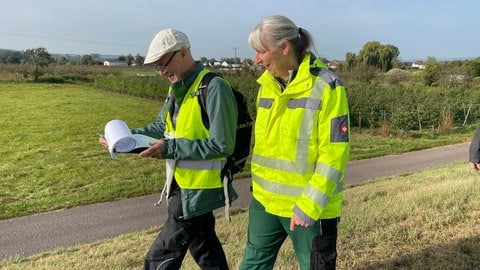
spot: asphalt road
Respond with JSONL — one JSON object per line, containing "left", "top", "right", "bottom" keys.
{"left": 0, "top": 143, "right": 470, "bottom": 260}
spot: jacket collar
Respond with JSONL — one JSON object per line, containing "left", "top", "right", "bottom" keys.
{"left": 258, "top": 52, "right": 327, "bottom": 94}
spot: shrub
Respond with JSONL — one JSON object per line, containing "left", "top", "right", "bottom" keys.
{"left": 94, "top": 74, "right": 169, "bottom": 100}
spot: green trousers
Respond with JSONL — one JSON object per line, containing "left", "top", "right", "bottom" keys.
{"left": 239, "top": 198, "right": 320, "bottom": 270}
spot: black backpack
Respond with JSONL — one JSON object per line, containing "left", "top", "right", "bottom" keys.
{"left": 195, "top": 72, "right": 253, "bottom": 179}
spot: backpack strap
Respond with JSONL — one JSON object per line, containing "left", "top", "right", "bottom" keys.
{"left": 196, "top": 72, "right": 235, "bottom": 222}
{"left": 195, "top": 72, "right": 220, "bottom": 129}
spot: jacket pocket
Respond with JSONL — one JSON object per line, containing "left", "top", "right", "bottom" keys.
{"left": 180, "top": 183, "right": 238, "bottom": 219}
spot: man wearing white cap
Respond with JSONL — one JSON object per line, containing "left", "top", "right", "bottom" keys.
{"left": 129, "top": 28, "right": 237, "bottom": 269}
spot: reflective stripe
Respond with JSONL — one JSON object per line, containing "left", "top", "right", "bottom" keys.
{"left": 304, "top": 184, "right": 330, "bottom": 207}
{"left": 258, "top": 98, "right": 274, "bottom": 108}
{"left": 295, "top": 79, "right": 325, "bottom": 164}
{"left": 253, "top": 154, "right": 343, "bottom": 193}
{"left": 252, "top": 154, "right": 314, "bottom": 174}
{"left": 287, "top": 98, "right": 321, "bottom": 110}
{"left": 176, "top": 159, "right": 225, "bottom": 170}
{"left": 315, "top": 162, "right": 342, "bottom": 186}
{"left": 318, "top": 69, "right": 344, "bottom": 90}
{"left": 252, "top": 173, "right": 303, "bottom": 197}
{"left": 252, "top": 174, "right": 338, "bottom": 205}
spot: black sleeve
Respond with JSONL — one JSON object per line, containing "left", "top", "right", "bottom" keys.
{"left": 469, "top": 124, "right": 480, "bottom": 163}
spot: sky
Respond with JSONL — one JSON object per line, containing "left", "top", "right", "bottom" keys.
{"left": 0, "top": 0, "right": 478, "bottom": 62}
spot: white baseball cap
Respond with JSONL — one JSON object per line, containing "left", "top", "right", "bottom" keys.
{"left": 143, "top": 28, "right": 190, "bottom": 65}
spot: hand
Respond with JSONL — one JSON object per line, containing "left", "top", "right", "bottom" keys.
{"left": 290, "top": 214, "right": 309, "bottom": 231}
{"left": 99, "top": 137, "right": 108, "bottom": 149}
{"left": 470, "top": 162, "right": 480, "bottom": 171}
{"left": 139, "top": 139, "right": 164, "bottom": 159}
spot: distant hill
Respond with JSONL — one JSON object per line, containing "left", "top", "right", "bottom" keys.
{"left": 0, "top": 48, "right": 125, "bottom": 61}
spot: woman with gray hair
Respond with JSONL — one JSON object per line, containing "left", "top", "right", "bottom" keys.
{"left": 239, "top": 15, "right": 350, "bottom": 270}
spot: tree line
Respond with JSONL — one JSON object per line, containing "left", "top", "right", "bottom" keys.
{"left": 4, "top": 41, "right": 480, "bottom": 86}
{"left": 0, "top": 48, "right": 245, "bottom": 67}
{"left": 0, "top": 48, "right": 144, "bottom": 66}
{"left": 3, "top": 43, "right": 480, "bottom": 134}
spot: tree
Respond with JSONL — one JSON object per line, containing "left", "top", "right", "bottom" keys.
{"left": 380, "top": 45, "right": 400, "bottom": 71}
{"left": 0, "top": 50, "right": 24, "bottom": 64}
{"left": 79, "top": 54, "right": 94, "bottom": 65}
{"left": 24, "top": 47, "right": 51, "bottom": 82}
{"left": 422, "top": 56, "right": 441, "bottom": 86}
{"left": 135, "top": 54, "right": 145, "bottom": 66}
{"left": 243, "top": 58, "right": 253, "bottom": 66}
{"left": 125, "top": 54, "right": 134, "bottom": 66}
{"left": 56, "top": 55, "right": 68, "bottom": 65}
{"left": 357, "top": 41, "right": 400, "bottom": 72}
{"left": 358, "top": 41, "right": 382, "bottom": 69}
{"left": 465, "top": 59, "right": 480, "bottom": 78}
{"left": 344, "top": 52, "right": 357, "bottom": 71}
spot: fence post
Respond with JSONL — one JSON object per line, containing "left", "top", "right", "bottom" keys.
{"left": 358, "top": 112, "right": 362, "bottom": 132}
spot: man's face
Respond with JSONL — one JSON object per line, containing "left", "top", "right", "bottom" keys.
{"left": 154, "top": 50, "right": 180, "bottom": 82}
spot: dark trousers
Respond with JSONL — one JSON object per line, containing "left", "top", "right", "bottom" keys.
{"left": 143, "top": 188, "right": 229, "bottom": 270}
{"left": 310, "top": 218, "right": 338, "bottom": 270}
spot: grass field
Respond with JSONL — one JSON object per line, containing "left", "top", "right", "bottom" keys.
{"left": 0, "top": 82, "right": 479, "bottom": 269}
{"left": 0, "top": 82, "right": 166, "bottom": 220}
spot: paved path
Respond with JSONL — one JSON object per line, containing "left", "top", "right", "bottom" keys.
{"left": 0, "top": 143, "right": 470, "bottom": 260}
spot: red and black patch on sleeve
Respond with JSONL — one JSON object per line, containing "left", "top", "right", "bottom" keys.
{"left": 331, "top": 115, "right": 349, "bottom": 142}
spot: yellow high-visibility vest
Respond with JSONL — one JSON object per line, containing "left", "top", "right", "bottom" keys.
{"left": 165, "top": 69, "right": 225, "bottom": 189}
{"left": 251, "top": 54, "right": 350, "bottom": 221}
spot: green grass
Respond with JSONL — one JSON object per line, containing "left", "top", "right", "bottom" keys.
{"left": 0, "top": 82, "right": 166, "bottom": 219}
{"left": 340, "top": 164, "right": 480, "bottom": 269}
{"left": 0, "top": 82, "right": 477, "bottom": 220}
{"left": 349, "top": 127, "right": 473, "bottom": 161}
{"left": 1, "top": 162, "right": 478, "bottom": 269}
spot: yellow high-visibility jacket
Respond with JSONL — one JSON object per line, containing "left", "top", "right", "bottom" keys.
{"left": 251, "top": 53, "right": 350, "bottom": 224}
{"left": 164, "top": 69, "right": 225, "bottom": 189}
{"left": 130, "top": 63, "right": 238, "bottom": 219}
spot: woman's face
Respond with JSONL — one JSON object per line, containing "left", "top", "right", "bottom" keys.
{"left": 254, "top": 41, "right": 289, "bottom": 79}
